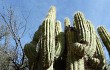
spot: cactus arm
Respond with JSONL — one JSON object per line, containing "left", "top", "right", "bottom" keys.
{"left": 66, "top": 28, "right": 75, "bottom": 70}
{"left": 32, "top": 25, "right": 42, "bottom": 45}
{"left": 86, "top": 35, "right": 107, "bottom": 70}
{"left": 24, "top": 24, "right": 42, "bottom": 61}
{"left": 24, "top": 6, "right": 56, "bottom": 70}
{"left": 64, "top": 17, "right": 74, "bottom": 70}
{"left": 55, "top": 20, "right": 64, "bottom": 59}
{"left": 24, "top": 22, "right": 43, "bottom": 70}
{"left": 74, "top": 11, "right": 87, "bottom": 42}
{"left": 97, "top": 26, "right": 110, "bottom": 56}
{"left": 96, "top": 36, "right": 106, "bottom": 67}
{"left": 24, "top": 43, "right": 38, "bottom": 70}
{"left": 24, "top": 43, "right": 38, "bottom": 62}
{"left": 94, "top": 36, "right": 106, "bottom": 69}
{"left": 73, "top": 12, "right": 96, "bottom": 57}
{"left": 49, "top": 18, "right": 69, "bottom": 70}
{"left": 67, "top": 12, "right": 97, "bottom": 70}
{"left": 65, "top": 17, "right": 71, "bottom": 30}
{"left": 37, "top": 6, "right": 56, "bottom": 69}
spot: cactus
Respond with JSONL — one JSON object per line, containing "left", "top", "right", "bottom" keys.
{"left": 65, "top": 17, "right": 75, "bottom": 70}
{"left": 97, "top": 26, "right": 110, "bottom": 56}
{"left": 87, "top": 35, "right": 107, "bottom": 70}
{"left": 24, "top": 6, "right": 64, "bottom": 70}
{"left": 65, "top": 12, "right": 97, "bottom": 70}
{"left": 53, "top": 21, "right": 65, "bottom": 70}
{"left": 24, "top": 43, "right": 37, "bottom": 61}
{"left": 73, "top": 13, "right": 96, "bottom": 58}
{"left": 95, "top": 36, "right": 107, "bottom": 69}
{"left": 24, "top": 42, "right": 38, "bottom": 70}
{"left": 24, "top": 6, "right": 109, "bottom": 70}
{"left": 65, "top": 12, "right": 108, "bottom": 70}
{"left": 55, "top": 21, "right": 64, "bottom": 58}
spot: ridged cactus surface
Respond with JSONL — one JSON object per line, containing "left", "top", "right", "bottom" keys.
{"left": 65, "top": 12, "right": 97, "bottom": 70}
{"left": 87, "top": 36, "right": 107, "bottom": 70}
{"left": 73, "top": 12, "right": 96, "bottom": 58}
{"left": 65, "top": 17, "right": 75, "bottom": 70}
{"left": 55, "top": 21, "right": 64, "bottom": 58}
{"left": 97, "top": 26, "right": 110, "bottom": 56}
{"left": 24, "top": 6, "right": 109, "bottom": 70}
{"left": 95, "top": 36, "right": 107, "bottom": 69}
{"left": 24, "top": 6, "right": 64, "bottom": 70}
{"left": 24, "top": 43, "right": 38, "bottom": 61}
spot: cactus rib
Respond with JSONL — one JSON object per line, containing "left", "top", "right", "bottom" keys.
{"left": 97, "top": 26, "right": 110, "bottom": 56}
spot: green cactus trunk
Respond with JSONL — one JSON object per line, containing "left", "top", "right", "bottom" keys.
{"left": 95, "top": 36, "right": 107, "bottom": 69}
{"left": 97, "top": 26, "right": 110, "bottom": 56}
{"left": 73, "top": 12, "right": 96, "bottom": 58}
{"left": 66, "top": 12, "right": 97, "bottom": 70}
{"left": 55, "top": 20, "right": 64, "bottom": 58}
{"left": 24, "top": 6, "right": 65, "bottom": 70}
{"left": 65, "top": 17, "right": 75, "bottom": 70}
{"left": 24, "top": 6, "right": 109, "bottom": 70}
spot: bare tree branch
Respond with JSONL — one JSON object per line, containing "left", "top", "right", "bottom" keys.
{"left": 0, "top": 6, "right": 29, "bottom": 70}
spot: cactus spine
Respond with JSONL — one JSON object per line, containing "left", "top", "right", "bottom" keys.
{"left": 97, "top": 26, "right": 110, "bottom": 56}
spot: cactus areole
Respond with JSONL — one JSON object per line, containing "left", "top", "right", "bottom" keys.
{"left": 24, "top": 6, "right": 109, "bottom": 70}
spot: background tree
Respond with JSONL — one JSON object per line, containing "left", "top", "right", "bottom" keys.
{"left": 0, "top": 6, "right": 30, "bottom": 70}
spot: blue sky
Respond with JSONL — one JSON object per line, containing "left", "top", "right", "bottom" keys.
{"left": 0, "top": 0, "right": 110, "bottom": 60}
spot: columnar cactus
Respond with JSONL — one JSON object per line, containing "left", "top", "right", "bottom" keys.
{"left": 65, "top": 12, "right": 108, "bottom": 70}
{"left": 55, "top": 21, "right": 64, "bottom": 58}
{"left": 97, "top": 26, "right": 110, "bottom": 56}
{"left": 95, "top": 36, "right": 107, "bottom": 69}
{"left": 65, "top": 17, "right": 75, "bottom": 70}
{"left": 67, "top": 12, "right": 97, "bottom": 70}
{"left": 24, "top": 6, "right": 109, "bottom": 70}
{"left": 73, "top": 12, "right": 96, "bottom": 58}
{"left": 24, "top": 6, "right": 64, "bottom": 70}
{"left": 85, "top": 35, "right": 107, "bottom": 70}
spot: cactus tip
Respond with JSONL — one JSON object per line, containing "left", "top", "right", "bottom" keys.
{"left": 74, "top": 11, "right": 85, "bottom": 19}
{"left": 64, "top": 17, "right": 70, "bottom": 27}
{"left": 49, "top": 6, "right": 56, "bottom": 12}
{"left": 56, "top": 20, "right": 61, "bottom": 26}
{"left": 74, "top": 11, "right": 84, "bottom": 16}
{"left": 46, "top": 6, "right": 56, "bottom": 19}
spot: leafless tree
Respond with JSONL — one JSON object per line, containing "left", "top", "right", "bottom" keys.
{"left": 0, "top": 6, "right": 30, "bottom": 70}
